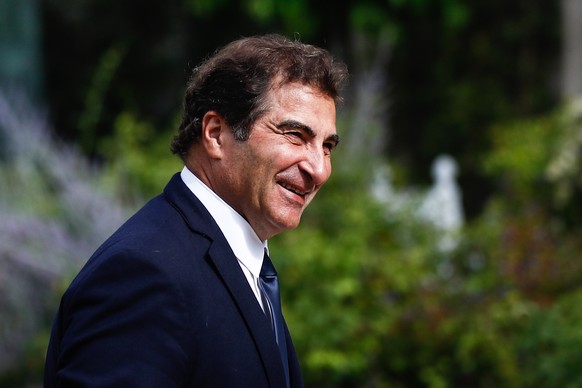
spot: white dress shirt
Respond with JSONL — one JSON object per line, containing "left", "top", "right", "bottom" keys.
{"left": 180, "top": 166, "right": 267, "bottom": 309}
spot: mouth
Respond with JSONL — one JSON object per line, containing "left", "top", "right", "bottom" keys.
{"left": 278, "top": 181, "right": 309, "bottom": 198}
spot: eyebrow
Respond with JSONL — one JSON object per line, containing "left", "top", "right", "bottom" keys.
{"left": 276, "top": 120, "right": 340, "bottom": 146}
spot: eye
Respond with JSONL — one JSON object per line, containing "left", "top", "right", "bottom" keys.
{"left": 323, "top": 142, "right": 335, "bottom": 155}
{"left": 285, "top": 131, "right": 305, "bottom": 144}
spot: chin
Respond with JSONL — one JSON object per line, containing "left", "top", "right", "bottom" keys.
{"left": 265, "top": 206, "right": 305, "bottom": 234}
{"left": 282, "top": 217, "right": 302, "bottom": 232}
{"left": 270, "top": 217, "right": 302, "bottom": 235}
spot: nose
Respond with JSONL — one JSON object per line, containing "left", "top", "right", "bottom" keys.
{"left": 299, "top": 146, "right": 332, "bottom": 188}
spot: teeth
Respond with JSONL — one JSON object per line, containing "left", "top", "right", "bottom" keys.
{"left": 281, "top": 182, "right": 306, "bottom": 196}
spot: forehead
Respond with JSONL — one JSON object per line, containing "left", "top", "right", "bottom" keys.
{"left": 264, "top": 82, "right": 337, "bottom": 130}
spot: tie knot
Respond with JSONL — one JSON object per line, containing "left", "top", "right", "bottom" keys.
{"left": 260, "top": 252, "right": 277, "bottom": 278}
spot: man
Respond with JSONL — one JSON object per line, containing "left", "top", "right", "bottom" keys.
{"left": 44, "top": 34, "right": 348, "bottom": 387}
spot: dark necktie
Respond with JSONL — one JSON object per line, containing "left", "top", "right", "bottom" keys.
{"left": 259, "top": 252, "right": 290, "bottom": 387}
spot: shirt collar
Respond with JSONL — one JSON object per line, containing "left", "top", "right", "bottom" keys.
{"left": 180, "top": 166, "right": 266, "bottom": 278}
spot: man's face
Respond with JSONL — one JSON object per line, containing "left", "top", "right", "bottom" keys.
{"left": 216, "top": 82, "right": 338, "bottom": 241}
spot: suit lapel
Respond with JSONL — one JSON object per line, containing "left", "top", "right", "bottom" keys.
{"left": 164, "top": 173, "right": 288, "bottom": 387}
{"left": 207, "top": 241, "right": 288, "bottom": 387}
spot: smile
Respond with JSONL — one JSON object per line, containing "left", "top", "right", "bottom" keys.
{"left": 279, "top": 182, "right": 308, "bottom": 197}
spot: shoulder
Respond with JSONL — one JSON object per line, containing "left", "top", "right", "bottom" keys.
{"left": 52, "top": 244, "right": 199, "bottom": 386}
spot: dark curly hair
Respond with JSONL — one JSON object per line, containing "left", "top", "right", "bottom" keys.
{"left": 170, "top": 34, "right": 349, "bottom": 160}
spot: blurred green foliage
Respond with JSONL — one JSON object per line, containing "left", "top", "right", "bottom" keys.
{"left": 99, "top": 111, "right": 182, "bottom": 200}
{"left": 519, "top": 289, "right": 582, "bottom": 387}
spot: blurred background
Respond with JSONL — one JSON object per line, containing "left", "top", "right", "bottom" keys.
{"left": 2, "top": 0, "right": 582, "bottom": 386}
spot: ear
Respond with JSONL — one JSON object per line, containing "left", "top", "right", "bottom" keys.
{"left": 201, "top": 111, "right": 229, "bottom": 160}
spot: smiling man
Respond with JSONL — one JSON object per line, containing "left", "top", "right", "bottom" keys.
{"left": 44, "top": 34, "right": 348, "bottom": 387}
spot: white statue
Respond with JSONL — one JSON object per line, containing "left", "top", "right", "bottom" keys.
{"left": 419, "top": 154, "right": 464, "bottom": 251}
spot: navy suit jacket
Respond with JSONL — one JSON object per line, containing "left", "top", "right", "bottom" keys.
{"left": 44, "top": 173, "right": 303, "bottom": 387}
